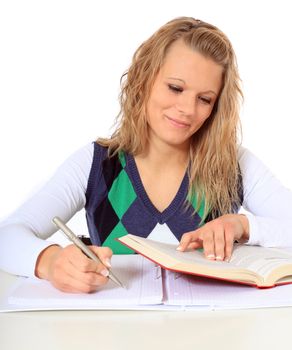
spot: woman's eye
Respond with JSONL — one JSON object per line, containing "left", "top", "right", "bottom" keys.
{"left": 168, "top": 84, "right": 183, "bottom": 93}
{"left": 199, "top": 96, "right": 212, "bottom": 105}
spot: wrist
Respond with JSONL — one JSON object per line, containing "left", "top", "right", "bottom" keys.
{"left": 238, "top": 214, "right": 250, "bottom": 243}
{"left": 35, "top": 245, "right": 62, "bottom": 280}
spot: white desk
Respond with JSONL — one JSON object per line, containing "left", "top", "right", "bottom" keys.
{"left": 1, "top": 269, "right": 292, "bottom": 350}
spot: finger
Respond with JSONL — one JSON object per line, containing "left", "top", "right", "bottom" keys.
{"left": 177, "top": 230, "right": 202, "bottom": 251}
{"left": 60, "top": 258, "right": 109, "bottom": 289}
{"left": 188, "top": 241, "right": 203, "bottom": 250}
{"left": 90, "top": 246, "right": 113, "bottom": 268}
{"left": 70, "top": 268, "right": 109, "bottom": 288}
{"left": 67, "top": 246, "right": 101, "bottom": 273}
{"left": 202, "top": 230, "right": 215, "bottom": 260}
{"left": 67, "top": 246, "right": 112, "bottom": 282}
{"left": 213, "top": 225, "right": 225, "bottom": 261}
{"left": 64, "top": 245, "right": 108, "bottom": 273}
{"left": 224, "top": 223, "right": 235, "bottom": 261}
{"left": 70, "top": 254, "right": 110, "bottom": 278}
{"left": 52, "top": 272, "right": 106, "bottom": 294}
{"left": 68, "top": 255, "right": 110, "bottom": 279}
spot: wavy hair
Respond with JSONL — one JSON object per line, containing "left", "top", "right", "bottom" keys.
{"left": 98, "top": 16, "right": 243, "bottom": 220}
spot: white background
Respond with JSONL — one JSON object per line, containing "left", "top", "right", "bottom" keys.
{"left": 0, "top": 0, "right": 291, "bottom": 236}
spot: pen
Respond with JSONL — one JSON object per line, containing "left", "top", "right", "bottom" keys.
{"left": 52, "top": 216, "right": 125, "bottom": 289}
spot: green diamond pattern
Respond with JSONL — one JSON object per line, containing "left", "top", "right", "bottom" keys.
{"left": 108, "top": 168, "right": 137, "bottom": 219}
{"left": 188, "top": 192, "right": 206, "bottom": 225}
{"left": 102, "top": 221, "right": 134, "bottom": 254}
{"left": 118, "top": 150, "right": 126, "bottom": 168}
{"left": 100, "top": 151, "right": 137, "bottom": 254}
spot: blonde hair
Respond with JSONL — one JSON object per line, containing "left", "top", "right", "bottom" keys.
{"left": 98, "top": 16, "right": 243, "bottom": 220}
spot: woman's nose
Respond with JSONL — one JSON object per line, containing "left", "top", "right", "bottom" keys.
{"left": 176, "top": 94, "right": 196, "bottom": 116}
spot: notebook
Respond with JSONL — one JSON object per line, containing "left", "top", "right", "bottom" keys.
{"left": 1, "top": 254, "right": 292, "bottom": 312}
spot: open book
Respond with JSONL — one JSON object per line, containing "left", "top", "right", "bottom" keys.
{"left": 2, "top": 254, "right": 292, "bottom": 312}
{"left": 118, "top": 234, "right": 292, "bottom": 288}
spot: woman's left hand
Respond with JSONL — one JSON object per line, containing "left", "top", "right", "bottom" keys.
{"left": 177, "top": 214, "right": 250, "bottom": 261}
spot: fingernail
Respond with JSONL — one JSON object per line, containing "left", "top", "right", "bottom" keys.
{"left": 216, "top": 256, "right": 223, "bottom": 261}
{"left": 100, "top": 269, "right": 109, "bottom": 277}
{"left": 104, "top": 258, "right": 111, "bottom": 268}
{"left": 176, "top": 246, "right": 182, "bottom": 251}
{"left": 207, "top": 254, "right": 215, "bottom": 260}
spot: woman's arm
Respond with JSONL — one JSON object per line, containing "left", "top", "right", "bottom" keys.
{"left": 0, "top": 143, "right": 93, "bottom": 277}
{"left": 178, "top": 146, "right": 292, "bottom": 260}
{"left": 239, "top": 146, "right": 292, "bottom": 247}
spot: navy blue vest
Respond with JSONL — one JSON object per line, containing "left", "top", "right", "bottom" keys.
{"left": 85, "top": 143, "right": 242, "bottom": 253}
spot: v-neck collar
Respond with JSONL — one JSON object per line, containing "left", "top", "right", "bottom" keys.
{"left": 126, "top": 153, "right": 189, "bottom": 224}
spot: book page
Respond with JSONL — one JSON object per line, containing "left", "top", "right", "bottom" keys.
{"left": 122, "top": 235, "right": 241, "bottom": 271}
{"left": 163, "top": 270, "right": 292, "bottom": 309}
{"left": 229, "top": 245, "right": 292, "bottom": 277}
{"left": 122, "top": 235, "right": 292, "bottom": 279}
{"left": 5, "top": 255, "right": 163, "bottom": 310}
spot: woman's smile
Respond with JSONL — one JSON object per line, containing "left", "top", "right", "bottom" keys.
{"left": 164, "top": 115, "right": 190, "bottom": 128}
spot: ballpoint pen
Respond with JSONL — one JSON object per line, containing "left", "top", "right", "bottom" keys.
{"left": 52, "top": 216, "right": 125, "bottom": 289}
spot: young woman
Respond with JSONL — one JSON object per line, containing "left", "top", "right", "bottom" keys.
{"left": 1, "top": 17, "right": 292, "bottom": 293}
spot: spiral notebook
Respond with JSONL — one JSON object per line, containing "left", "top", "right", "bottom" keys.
{"left": 1, "top": 254, "right": 292, "bottom": 312}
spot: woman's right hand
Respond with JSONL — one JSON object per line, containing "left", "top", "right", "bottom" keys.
{"left": 35, "top": 244, "right": 113, "bottom": 293}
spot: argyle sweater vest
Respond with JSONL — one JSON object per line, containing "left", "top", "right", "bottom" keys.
{"left": 85, "top": 143, "right": 242, "bottom": 253}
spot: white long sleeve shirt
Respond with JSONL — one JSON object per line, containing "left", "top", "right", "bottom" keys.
{"left": 1, "top": 143, "right": 292, "bottom": 278}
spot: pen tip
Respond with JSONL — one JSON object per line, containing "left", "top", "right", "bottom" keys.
{"left": 109, "top": 273, "right": 125, "bottom": 289}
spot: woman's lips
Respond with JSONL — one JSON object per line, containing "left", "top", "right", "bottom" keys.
{"left": 165, "top": 115, "right": 190, "bottom": 128}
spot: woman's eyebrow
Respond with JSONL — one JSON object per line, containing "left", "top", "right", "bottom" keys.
{"left": 167, "top": 77, "right": 185, "bottom": 83}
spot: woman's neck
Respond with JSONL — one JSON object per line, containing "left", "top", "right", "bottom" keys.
{"left": 136, "top": 139, "right": 190, "bottom": 170}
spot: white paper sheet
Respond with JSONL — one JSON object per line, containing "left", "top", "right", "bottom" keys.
{"left": 2, "top": 255, "right": 163, "bottom": 310}
{"left": 1, "top": 254, "right": 292, "bottom": 312}
{"left": 164, "top": 270, "right": 292, "bottom": 309}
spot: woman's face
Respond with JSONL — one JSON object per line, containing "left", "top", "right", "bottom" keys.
{"left": 146, "top": 39, "right": 223, "bottom": 150}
